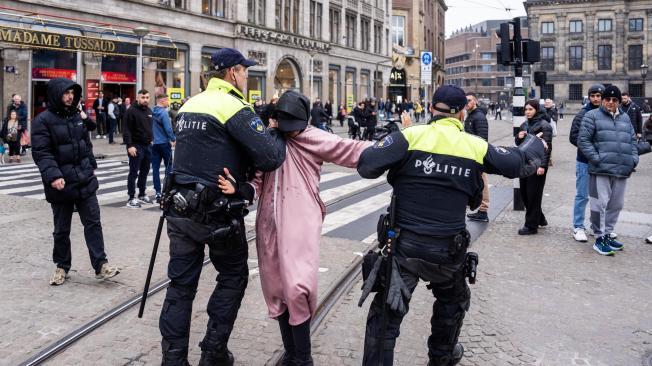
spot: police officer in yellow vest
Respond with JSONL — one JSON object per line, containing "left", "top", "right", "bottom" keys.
{"left": 159, "top": 48, "right": 286, "bottom": 366}
{"left": 357, "top": 85, "right": 546, "bottom": 365}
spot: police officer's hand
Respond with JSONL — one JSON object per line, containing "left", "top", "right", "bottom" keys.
{"left": 51, "top": 178, "right": 65, "bottom": 191}
{"left": 400, "top": 111, "right": 412, "bottom": 128}
{"left": 268, "top": 118, "right": 278, "bottom": 129}
{"left": 218, "top": 168, "right": 236, "bottom": 195}
{"left": 127, "top": 147, "right": 137, "bottom": 157}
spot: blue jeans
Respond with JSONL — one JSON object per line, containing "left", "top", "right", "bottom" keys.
{"left": 573, "top": 161, "right": 589, "bottom": 229}
{"left": 151, "top": 142, "right": 173, "bottom": 194}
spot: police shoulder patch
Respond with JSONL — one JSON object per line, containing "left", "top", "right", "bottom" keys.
{"left": 249, "top": 117, "right": 266, "bottom": 134}
{"left": 493, "top": 146, "right": 510, "bottom": 155}
{"left": 374, "top": 135, "right": 394, "bottom": 149}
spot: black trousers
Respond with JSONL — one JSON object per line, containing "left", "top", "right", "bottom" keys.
{"left": 127, "top": 144, "right": 151, "bottom": 199}
{"left": 51, "top": 194, "right": 107, "bottom": 274}
{"left": 159, "top": 214, "right": 249, "bottom": 351}
{"left": 96, "top": 113, "right": 106, "bottom": 136}
{"left": 362, "top": 235, "right": 470, "bottom": 365}
{"left": 519, "top": 169, "right": 548, "bottom": 229}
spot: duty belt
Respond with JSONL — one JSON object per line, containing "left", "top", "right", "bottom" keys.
{"left": 399, "top": 229, "right": 470, "bottom": 257}
{"left": 166, "top": 183, "right": 247, "bottom": 226}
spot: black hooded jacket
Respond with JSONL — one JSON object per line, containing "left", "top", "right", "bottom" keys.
{"left": 31, "top": 78, "right": 98, "bottom": 203}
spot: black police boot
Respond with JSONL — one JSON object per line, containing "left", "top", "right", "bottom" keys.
{"left": 278, "top": 310, "right": 296, "bottom": 365}
{"left": 161, "top": 340, "right": 190, "bottom": 366}
{"left": 427, "top": 344, "right": 464, "bottom": 366}
{"left": 198, "top": 321, "right": 234, "bottom": 366}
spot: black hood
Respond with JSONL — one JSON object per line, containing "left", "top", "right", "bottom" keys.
{"left": 47, "top": 77, "right": 82, "bottom": 115}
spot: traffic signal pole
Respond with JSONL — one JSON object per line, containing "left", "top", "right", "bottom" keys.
{"left": 511, "top": 17, "right": 526, "bottom": 211}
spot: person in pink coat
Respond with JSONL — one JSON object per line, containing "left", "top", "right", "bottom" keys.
{"left": 218, "top": 91, "right": 371, "bottom": 365}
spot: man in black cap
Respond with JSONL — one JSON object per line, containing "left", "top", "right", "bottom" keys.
{"left": 157, "top": 48, "right": 286, "bottom": 365}
{"left": 578, "top": 85, "right": 637, "bottom": 256}
{"left": 357, "top": 85, "right": 547, "bottom": 365}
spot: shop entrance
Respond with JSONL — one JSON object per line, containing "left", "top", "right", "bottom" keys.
{"left": 274, "top": 58, "right": 302, "bottom": 95}
{"left": 102, "top": 84, "right": 135, "bottom": 101}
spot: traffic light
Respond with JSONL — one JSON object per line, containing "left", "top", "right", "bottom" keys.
{"left": 496, "top": 23, "right": 513, "bottom": 65}
{"left": 534, "top": 71, "right": 547, "bottom": 86}
{"left": 522, "top": 40, "right": 541, "bottom": 63}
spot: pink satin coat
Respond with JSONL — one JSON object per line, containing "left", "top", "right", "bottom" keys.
{"left": 251, "top": 127, "right": 371, "bottom": 325}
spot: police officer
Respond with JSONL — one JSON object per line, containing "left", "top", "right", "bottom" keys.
{"left": 158, "top": 48, "right": 286, "bottom": 366}
{"left": 357, "top": 85, "right": 546, "bottom": 365}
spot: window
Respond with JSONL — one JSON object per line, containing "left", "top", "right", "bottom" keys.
{"left": 293, "top": 0, "right": 300, "bottom": 33}
{"left": 361, "top": 18, "right": 371, "bottom": 51}
{"left": 628, "top": 45, "right": 643, "bottom": 70}
{"left": 569, "top": 46, "right": 583, "bottom": 71}
{"left": 480, "top": 52, "right": 493, "bottom": 60}
{"left": 275, "top": 0, "right": 281, "bottom": 29}
{"left": 569, "top": 84, "right": 583, "bottom": 100}
{"left": 541, "top": 22, "right": 554, "bottom": 34}
{"left": 569, "top": 20, "right": 582, "bottom": 33}
{"left": 497, "top": 77, "right": 505, "bottom": 86}
{"left": 628, "top": 84, "right": 643, "bottom": 97}
{"left": 360, "top": 71, "right": 370, "bottom": 100}
{"left": 541, "top": 47, "right": 555, "bottom": 71}
{"left": 598, "top": 19, "right": 612, "bottom": 32}
{"left": 542, "top": 84, "right": 555, "bottom": 100}
{"left": 329, "top": 9, "right": 340, "bottom": 44}
{"left": 392, "top": 15, "right": 405, "bottom": 46}
{"left": 480, "top": 79, "right": 492, "bottom": 87}
{"left": 248, "top": 0, "right": 265, "bottom": 25}
{"left": 597, "top": 45, "right": 612, "bottom": 70}
{"left": 309, "top": 1, "right": 323, "bottom": 38}
{"left": 275, "top": 0, "right": 300, "bottom": 31}
{"left": 374, "top": 22, "right": 382, "bottom": 54}
{"left": 345, "top": 13, "right": 357, "bottom": 48}
{"left": 481, "top": 64, "right": 492, "bottom": 72}
{"left": 629, "top": 18, "right": 643, "bottom": 32}
{"left": 160, "top": 0, "right": 186, "bottom": 9}
{"left": 202, "top": 0, "right": 225, "bottom": 17}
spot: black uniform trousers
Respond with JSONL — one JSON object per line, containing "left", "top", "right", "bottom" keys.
{"left": 159, "top": 213, "right": 249, "bottom": 351}
{"left": 51, "top": 194, "right": 107, "bottom": 274}
{"left": 127, "top": 144, "right": 151, "bottom": 199}
{"left": 362, "top": 234, "right": 471, "bottom": 366}
{"left": 519, "top": 169, "right": 548, "bottom": 229}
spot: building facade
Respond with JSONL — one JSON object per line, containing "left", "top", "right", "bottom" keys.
{"left": 0, "top": 0, "right": 392, "bottom": 119}
{"left": 444, "top": 17, "right": 531, "bottom": 103}
{"left": 389, "top": 0, "right": 446, "bottom": 104}
{"left": 526, "top": 0, "right": 652, "bottom": 108}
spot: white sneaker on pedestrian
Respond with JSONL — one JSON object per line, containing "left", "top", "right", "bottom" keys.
{"left": 138, "top": 195, "right": 153, "bottom": 204}
{"left": 95, "top": 263, "right": 120, "bottom": 280}
{"left": 102, "top": 135, "right": 107, "bottom": 139}
{"left": 126, "top": 198, "right": 141, "bottom": 209}
{"left": 646, "top": 235, "right": 652, "bottom": 244}
{"left": 49, "top": 267, "right": 69, "bottom": 286}
{"left": 572, "top": 228, "right": 588, "bottom": 242}
{"left": 95, "top": 134, "right": 101, "bottom": 139}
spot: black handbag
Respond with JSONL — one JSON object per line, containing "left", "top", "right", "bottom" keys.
{"left": 637, "top": 139, "right": 651, "bottom": 155}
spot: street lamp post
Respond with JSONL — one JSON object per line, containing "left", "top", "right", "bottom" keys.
{"left": 133, "top": 26, "right": 150, "bottom": 92}
{"left": 308, "top": 50, "right": 317, "bottom": 103}
{"left": 641, "top": 64, "right": 648, "bottom": 98}
{"left": 474, "top": 41, "right": 479, "bottom": 94}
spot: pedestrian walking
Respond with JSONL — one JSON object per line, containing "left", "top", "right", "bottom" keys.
{"left": 414, "top": 101, "right": 423, "bottom": 123}
{"left": 644, "top": 114, "right": 652, "bottom": 144}
{"left": 324, "top": 100, "right": 333, "bottom": 126}
{"left": 464, "top": 92, "right": 490, "bottom": 223}
{"left": 93, "top": 91, "right": 107, "bottom": 138}
{"left": 31, "top": 77, "right": 119, "bottom": 285}
{"left": 219, "top": 90, "right": 370, "bottom": 366}
{"left": 516, "top": 100, "right": 554, "bottom": 235}
{"left": 569, "top": 84, "right": 604, "bottom": 242}
{"left": 559, "top": 102, "right": 565, "bottom": 120}
{"left": 1, "top": 110, "right": 24, "bottom": 163}
{"left": 107, "top": 95, "right": 119, "bottom": 144}
{"left": 123, "top": 89, "right": 154, "bottom": 208}
{"left": 495, "top": 104, "right": 502, "bottom": 120}
{"left": 365, "top": 100, "right": 378, "bottom": 140}
{"left": 310, "top": 100, "right": 329, "bottom": 131}
{"left": 151, "top": 94, "right": 176, "bottom": 203}
{"left": 157, "top": 48, "right": 286, "bottom": 366}
{"left": 620, "top": 92, "right": 643, "bottom": 139}
{"left": 578, "top": 85, "right": 638, "bottom": 256}
{"left": 543, "top": 98, "right": 559, "bottom": 137}
{"left": 5, "top": 94, "right": 28, "bottom": 125}
{"left": 337, "top": 103, "right": 346, "bottom": 127}
{"left": 356, "top": 85, "right": 546, "bottom": 365}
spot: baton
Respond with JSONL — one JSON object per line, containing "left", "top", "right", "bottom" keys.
{"left": 378, "top": 194, "right": 398, "bottom": 364}
{"left": 138, "top": 210, "right": 166, "bottom": 318}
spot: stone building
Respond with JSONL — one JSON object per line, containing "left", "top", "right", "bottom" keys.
{"left": 525, "top": 0, "right": 652, "bottom": 108}
{"left": 444, "top": 17, "right": 531, "bottom": 103}
{"left": 389, "top": 0, "right": 446, "bottom": 104}
{"left": 0, "top": 0, "right": 392, "bottom": 119}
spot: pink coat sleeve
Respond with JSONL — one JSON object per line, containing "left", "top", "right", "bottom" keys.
{"left": 302, "top": 128, "right": 373, "bottom": 168}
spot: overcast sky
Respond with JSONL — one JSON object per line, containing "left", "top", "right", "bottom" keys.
{"left": 445, "top": 0, "right": 527, "bottom": 37}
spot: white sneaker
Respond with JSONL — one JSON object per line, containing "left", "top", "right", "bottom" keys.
{"left": 102, "top": 135, "right": 107, "bottom": 139}
{"left": 95, "top": 134, "right": 101, "bottom": 139}
{"left": 126, "top": 198, "right": 141, "bottom": 209}
{"left": 646, "top": 235, "right": 652, "bottom": 244}
{"left": 572, "top": 228, "right": 588, "bottom": 242}
{"left": 49, "top": 267, "right": 69, "bottom": 286}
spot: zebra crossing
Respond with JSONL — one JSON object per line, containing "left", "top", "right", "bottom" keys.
{"left": 0, "top": 160, "right": 394, "bottom": 241}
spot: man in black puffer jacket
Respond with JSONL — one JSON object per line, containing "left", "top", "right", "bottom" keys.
{"left": 464, "top": 92, "right": 490, "bottom": 222}
{"left": 32, "top": 77, "right": 119, "bottom": 286}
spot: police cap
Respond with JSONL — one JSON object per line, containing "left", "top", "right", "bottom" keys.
{"left": 275, "top": 90, "right": 310, "bottom": 132}
{"left": 432, "top": 85, "right": 467, "bottom": 114}
{"left": 211, "top": 48, "right": 258, "bottom": 71}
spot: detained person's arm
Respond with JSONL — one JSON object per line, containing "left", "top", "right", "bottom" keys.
{"left": 217, "top": 168, "right": 256, "bottom": 204}
{"left": 483, "top": 134, "right": 546, "bottom": 179}
{"left": 357, "top": 132, "right": 409, "bottom": 179}
{"left": 225, "top": 108, "right": 286, "bottom": 172}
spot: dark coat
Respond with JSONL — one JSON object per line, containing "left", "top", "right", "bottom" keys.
{"left": 309, "top": 104, "right": 329, "bottom": 126}
{"left": 123, "top": 102, "right": 153, "bottom": 147}
{"left": 619, "top": 100, "right": 643, "bottom": 135}
{"left": 578, "top": 106, "right": 638, "bottom": 177}
{"left": 516, "top": 111, "right": 553, "bottom": 168}
{"left": 643, "top": 116, "right": 652, "bottom": 142}
{"left": 543, "top": 106, "right": 558, "bottom": 122}
{"left": 31, "top": 78, "right": 98, "bottom": 204}
{"left": 569, "top": 103, "right": 598, "bottom": 163}
{"left": 464, "top": 107, "right": 488, "bottom": 141}
{"left": 5, "top": 101, "right": 28, "bottom": 123}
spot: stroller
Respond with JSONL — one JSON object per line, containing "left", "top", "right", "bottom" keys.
{"left": 347, "top": 115, "right": 362, "bottom": 140}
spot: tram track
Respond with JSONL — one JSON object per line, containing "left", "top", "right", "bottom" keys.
{"left": 18, "top": 178, "right": 390, "bottom": 366}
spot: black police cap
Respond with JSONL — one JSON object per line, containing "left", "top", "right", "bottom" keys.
{"left": 431, "top": 85, "right": 467, "bottom": 114}
{"left": 211, "top": 48, "right": 258, "bottom": 71}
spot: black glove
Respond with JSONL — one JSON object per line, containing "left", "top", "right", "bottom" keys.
{"left": 385, "top": 258, "right": 411, "bottom": 315}
{"left": 358, "top": 253, "right": 382, "bottom": 307}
